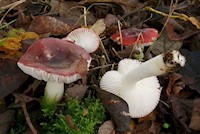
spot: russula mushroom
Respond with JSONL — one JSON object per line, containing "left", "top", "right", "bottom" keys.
{"left": 110, "top": 27, "right": 158, "bottom": 49}
{"left": 100, "top": 50, "right": 185, "bottom": 118}
{"left": 17, "top": 38, "right": 91, "bottom": 102}
{"left": 62, "top": 28, "right": 100, "bottom": 53}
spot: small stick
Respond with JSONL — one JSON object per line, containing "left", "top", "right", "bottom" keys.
{"left": 83, "top": 7, "right": 87, "bottom": 27}
{"left": 112, "top": 47, "right": 123, "bottom": 60}
{"left": 117, "top": 20, "right": 123, "bottom": 51}
{"left": 90, "top": 63, "right": 117, "bottom": 71}
{"left": 22, "top": 103, "right": 37, "bottom": 134}
{"left": 99, "top": 39, "right": 110, "bottom": 63}
{"left": 0, "top": 0, "right": 26, "bottom": 25}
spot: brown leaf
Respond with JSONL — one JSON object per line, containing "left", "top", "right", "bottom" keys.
{"left": 165, "top": 73, "right": 185, "bottom": 96}
{"left": 189, "top": 98, "right": 200, "bottom": 131}
{"left": 65, "top": 84, "right": 88, "bottom": 100}
{"left": 95, "top": 86, "right": 131, "bottom": 133}
{"left": 0, "top": 57, "right": 28, "bottom": 99}
{"left": 151, "top": 32, "right": 182, "bottom": 55}
{"left": 66, "top": 114, "right": 77, "bottom": 129}
{"left": 28, "top": 16, "right": 71, "bottom": 35}
{"left": 171, "top": 95, "right": 191, "bottom": 133}
{"left": 148, "top": 122, "right": 161, "bottom": 134}
{"left": 80, "top": 0, "right": 139, "bottom": 14}
{"left": 76, "top": 57, "right": 88, "bottom": 85}
{"left": 98, "top": 120, "right": 115, "bottom": 134}
{"left": 49, "top": 0, "right": 96, "bottom": 26}
{"left": 166, "top": 22, "right": 199, "bottom": 41}
{"left": 0, "top": 110, "right": 15, "bottom": 134}
{"left": 104, "top": 14, "right": 118, "bottom": 27}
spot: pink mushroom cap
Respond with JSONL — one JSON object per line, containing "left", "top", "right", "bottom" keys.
{"left": 17, "top": 38, "right": 91, "bottom": 84}
{"left": 110, "top": 28, "right": 158, "bottom": 47}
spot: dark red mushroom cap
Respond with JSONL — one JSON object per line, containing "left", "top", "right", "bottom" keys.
{"left": 17, "top": 38, "right": 91, "bottom": 84}
{"left": 110, "top": 28, "right": 158, "bottom": 46}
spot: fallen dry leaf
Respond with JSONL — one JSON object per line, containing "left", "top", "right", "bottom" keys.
{"left": 65, "top": 84, "right": 88, "bottom": 100}
{"left": 80, "top": 0, "right": 139, "bottom": 14}
{"left": 0, "top": 57, "right": 28, "bottom": 99}
{"left": 104, "top": 14, "right": 118, "bottom": 27}
{"left": 0, "top": 110, "right": 15, "bottom": 134}
{"left": 165, "top": 73, "right": 185, "bottom": 96}
{"left": 189, "top": 98, "right": 200, "bottom": 131}
{"left": 171, "top": 95, "right": 191, "bottom": 133}
{"left": 165, "top": 21, "right": 199, "bottom": 41}
{"left": 98, "top": 120, "right": 115, "bottom": 134}
{"left": 151, "top": 32, "right": 182, "bottom": 55}
{"left": 28, "top": 16, "right": 71, "bottom": 35}
{"left": 0, "top": 29, "right": 39, "bottom": 55}
{"left": 95, "top": 86, "right": 131, "bottom": 133}
{"left": 90, "top": 19, "right": 106, "bottom": 35}
{"left": 49, "top": 0, "right": 96, "bottom": 26}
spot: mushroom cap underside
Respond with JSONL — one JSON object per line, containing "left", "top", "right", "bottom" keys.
{"left": 100, "top": 58, "right": 161, "bottom": 118}
{"left": 63, "top": 28, "right": 100, "bottom": 53}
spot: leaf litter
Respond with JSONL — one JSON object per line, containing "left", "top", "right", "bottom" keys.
{"left": 0, "top": 0, "right": 200, "bottom": 133}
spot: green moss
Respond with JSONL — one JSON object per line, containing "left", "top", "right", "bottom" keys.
{"left": 41, "top": 96, "right": 106, "bottom": 134}
{"left": 9, "top": 95, "right": 106, "bottom": 134}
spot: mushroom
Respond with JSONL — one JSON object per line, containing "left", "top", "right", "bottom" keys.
{"left": 62, "top": 28, "right": 100, "bottom": 53}
{"left": 100, "top": 50, "right": 186, "bottom": 118}
{"left": 17, "top": 38, "right": 91, "bottom": 102}
{"left": 111, "top": 28, "right": 158, "bottom": 57}
{"left": 111, "top": 27, "right": 158, "bottom": 47}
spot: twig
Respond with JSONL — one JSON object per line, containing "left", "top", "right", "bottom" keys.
{"left": 22, "top": 103, "right": 37, "bottom": 134}
{"left": 90, "top": 63, "right": 117, "bottom": 71}
{"left": 0, "top": 0, "right": 26, "bottom": 25}
{"left": 99, "top": 39, "right": 110, "bottom": 63}
{"left": 83, "top": 7, "right": 87, "bottom": 27}
{"left": 159, "top": 99, "right": 170, "bottom": 108}
{"left": 117, "top": 20, "right": 123, "bottom": 51}
{"left": 159, "top": 0, "right": 179, "bottom": 36}
{"left": 112, "top": 47, "right": 123, "bottom": 60}
{"left": 12, "top": 93, "right": 38, "bottom": 134}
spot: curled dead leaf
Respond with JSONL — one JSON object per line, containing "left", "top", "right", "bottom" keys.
{"left": 165, "top": 73, "right": 185, "bottom": 96}
{"left": 95, "top": 86, "right": 131, "bottom": 133}
{"left": 98, "top": 120, "right": 115, "bottom": 134}
{"left": 189, "top": 98, "right": 200, "bottom": 131}
{"left": 0, "top": 110, "right": 15, "bottom": 134}
{"left": 65, "top": 84, "right": 88, "bottom": 100}
{"left": 28, "top": 16, "right": 71, "bottom": 35}
{"left": 151, "top": 32, "right": 182, "bottom": 55}
{"left": 165, "top": 21, "right": 199, "bottom": 41}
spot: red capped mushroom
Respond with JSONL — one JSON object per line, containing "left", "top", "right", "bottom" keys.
{"left": 17, "top": 38, "right": 91, "bottom": 102}
{"left": 110, "top": 27, "right": 158, "bottom": 49}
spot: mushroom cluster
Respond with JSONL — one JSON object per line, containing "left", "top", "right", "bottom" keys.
{"left": 100, "top": 50, "right": 186, "bottom": 118}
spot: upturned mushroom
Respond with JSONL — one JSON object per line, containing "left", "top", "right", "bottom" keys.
{"left": 100, "top": 50, "right": 186, "bottom": 118}
{"left": 62, "top": 28, "right": 100, "bottom": 53}
{"left": 17, "top": 38, "right": 91, "bottom": 102}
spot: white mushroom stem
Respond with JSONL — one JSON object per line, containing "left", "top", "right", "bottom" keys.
{"left": 45, "top": 81, "right": 64, "bottom": 101}
{"left": 123, "top": 50, "right": 186, "bottom": 85}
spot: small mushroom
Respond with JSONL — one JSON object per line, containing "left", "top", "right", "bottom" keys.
{"left": 110, "top": 27, "right": 158, "bottom": 50}
{"left": 17, "top": 38, "right": 91, "bottom": 102}
{"left": 100, "top": 50, "right": 185, "bottom": 118}
{"left": 63, "top": 28, "right": 100, "bottom": 53}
